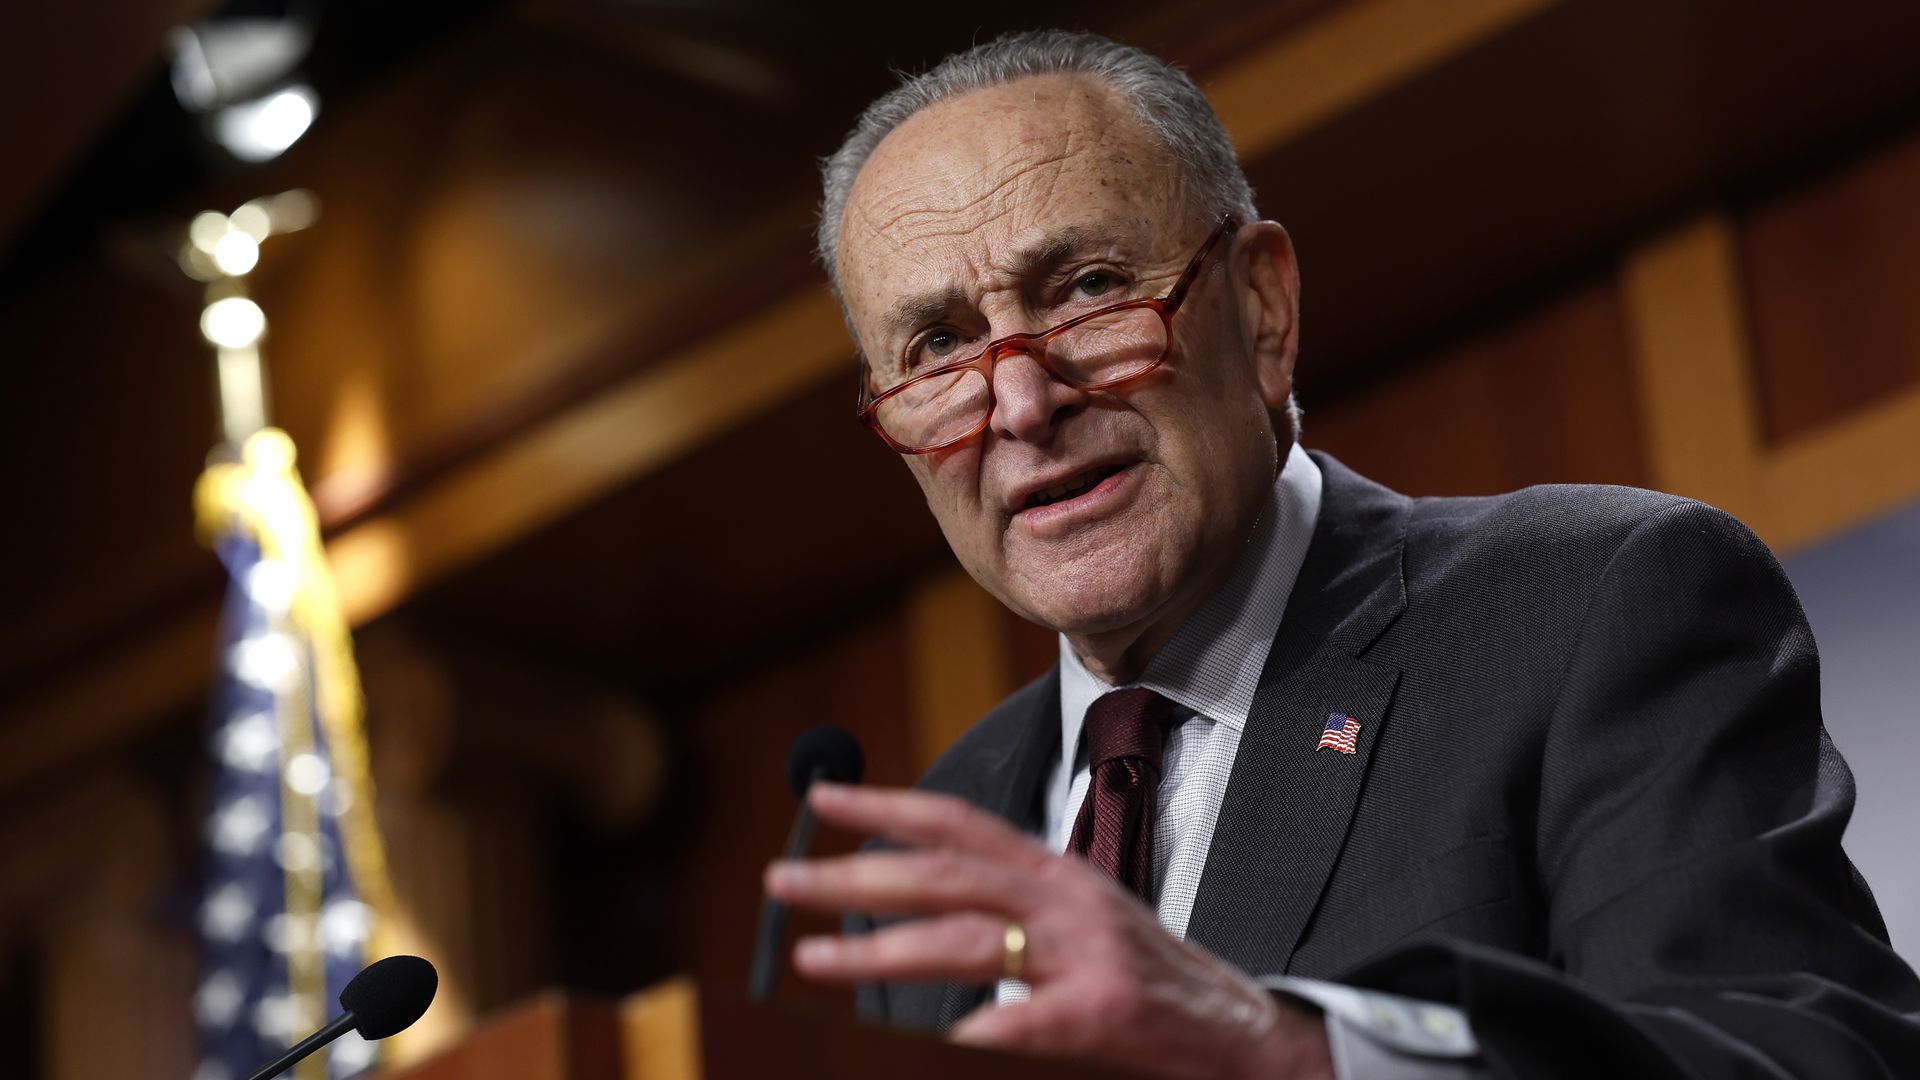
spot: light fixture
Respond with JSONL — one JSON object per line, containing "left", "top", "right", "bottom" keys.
{"left": 202, "top": 297, "right": 268, "bottom": 349}
{"left": 212, "top": 230, "right": 261, "bottom": 275}
{"left": 211, "top": 84, "right": 320, "bottom": 163}
{"left": 168, "top": 9, "right": 322, "bottom": 165}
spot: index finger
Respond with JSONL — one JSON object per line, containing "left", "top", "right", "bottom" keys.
{"left": 809, "top": 783, "right": 1047, "bottom": 866}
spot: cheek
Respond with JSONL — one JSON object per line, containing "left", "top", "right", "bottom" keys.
{"left": 909, "top": 449, "right": 991, "bottom": 537}
{"left": 1132, "top": 350, "right": 1275, "bottom": 511}
{"left": 915, "top": 446, "right": 976, "bottom": 499}
{"left": 1174, "top": 320, "right": 1273, "bottom": 443}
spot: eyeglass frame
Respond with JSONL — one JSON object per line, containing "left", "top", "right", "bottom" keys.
{"left": 855, "top": 213, "right": 1240, "bottom": 454}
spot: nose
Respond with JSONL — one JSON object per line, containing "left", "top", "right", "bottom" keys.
{"left": 988, "top": 347, "right": 1086, "bottom": 444}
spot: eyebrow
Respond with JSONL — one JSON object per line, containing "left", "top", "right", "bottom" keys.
{"left": 876, "top": 223, "right": 1135, "bottom": 343}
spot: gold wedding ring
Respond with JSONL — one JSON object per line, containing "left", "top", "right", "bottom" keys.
{"left": 1002, "top": 921, "right": 1028, "bottom": 981}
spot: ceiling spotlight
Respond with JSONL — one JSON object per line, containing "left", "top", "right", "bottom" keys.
{"left": 169, "top": 9, "right": 322, "bottom": 165}
{"left": 212, "top": 84, "right": 319, "bottom": 163}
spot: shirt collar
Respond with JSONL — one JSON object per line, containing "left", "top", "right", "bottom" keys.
{"left": 1058, "top": 441, "right": 1324, "bottom": 753}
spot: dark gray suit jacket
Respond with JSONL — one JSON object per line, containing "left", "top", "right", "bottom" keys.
{"left": 853, "top": 452, "right": 1920, "bottom": 1078}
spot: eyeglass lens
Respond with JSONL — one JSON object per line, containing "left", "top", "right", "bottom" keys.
{"left": 872, "top": 305, "right": 1167, "bottom": 450}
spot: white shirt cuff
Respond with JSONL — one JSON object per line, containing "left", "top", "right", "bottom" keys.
{"left": 1260, "top": 976, "right": 1488, "bottom": 1079}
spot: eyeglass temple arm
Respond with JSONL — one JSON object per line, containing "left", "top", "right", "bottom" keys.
{"left": 855, "top": 354, "right": 875, "bottom": 414}
{"left": 1163, "top": 214, "right": 1238, "bottom": 312}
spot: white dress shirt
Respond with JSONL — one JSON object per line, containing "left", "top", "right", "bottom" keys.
{"left": 995, "top": 442, "right": 1483, "bottom": 1078}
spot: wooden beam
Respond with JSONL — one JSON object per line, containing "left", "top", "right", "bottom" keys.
{"left": 1621, "top": 215, "right": 1769, "bottom": 527}
{"left": 1208, "top": 0, "right": 1555, "bottom": 152}
{"left": 326, "top": 287, "right": 850, "bottom": 628}
{"left": 1621, "top": 213, "right": 1920, "bottom": 555}
{"left": 1763, "top": 386, "right": 1920, "bottom": 553}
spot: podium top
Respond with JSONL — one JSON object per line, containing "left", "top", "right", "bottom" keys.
{"left": 381, "top": 980, "right": 1142, "bottom": 1080}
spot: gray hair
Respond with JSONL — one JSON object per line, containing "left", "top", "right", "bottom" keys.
{"left": 815, "top": 29, "right": 1259, "bottom": 287}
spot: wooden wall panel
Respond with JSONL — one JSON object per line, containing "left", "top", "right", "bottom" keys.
{"left": 906, "top": 570, "right": 1013, "bottom": 772}
{"left": 1305, "top": 280, "right": 1647, "bottom": 495}
{"left": 1741, "top": 130, "right": 1920, "bottom": 444}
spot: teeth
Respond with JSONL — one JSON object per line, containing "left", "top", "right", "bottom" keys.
{"left": 1044, "top": 478, "right": 1091, "bottom": 500}
{"left": 1028, "top": 465, "right": 1122, "bottom": 508}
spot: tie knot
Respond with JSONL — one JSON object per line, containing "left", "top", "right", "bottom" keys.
{"left": 1083, "top": 687, "right": 1176, "bottom": 771}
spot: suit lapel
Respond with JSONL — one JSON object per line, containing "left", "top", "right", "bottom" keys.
{"left": 1185, "top": 454, "right": 1410, "bottom": 977}
{"left": 888, "top": 667, "right": 1061, "bottom": 1032}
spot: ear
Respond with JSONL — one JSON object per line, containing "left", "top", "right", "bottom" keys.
{"left": 1233, "top": 221, "right": 1301, "bottom": 411}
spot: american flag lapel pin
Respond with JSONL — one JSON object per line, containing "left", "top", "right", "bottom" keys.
{"left": 1317, "top": 713, "right": 1361, "bottom": 754}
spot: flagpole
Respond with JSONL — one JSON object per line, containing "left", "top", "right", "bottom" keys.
{"left": 185, "top": 194, "right": 400, "bottom": 1080}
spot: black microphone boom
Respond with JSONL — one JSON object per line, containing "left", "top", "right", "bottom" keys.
{"left": 244, "top": 954, "right": 437, "bottom": 1080}
{"left": 749, "top": 726, "right": 865, "bottom": 1002}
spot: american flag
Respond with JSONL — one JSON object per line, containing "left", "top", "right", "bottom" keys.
{"left": 1317, "top": 714, "right": 1361, "bottom": 754}
{"left": 193, "top": 432, "right": 388, "bottom": 1080}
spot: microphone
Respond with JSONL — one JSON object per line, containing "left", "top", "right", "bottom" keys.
{"left": 244, "top": 954, "right": 437, "bottom": 1080}
{"left": 748, "top": 726, "right": 864, "bottom": 1002}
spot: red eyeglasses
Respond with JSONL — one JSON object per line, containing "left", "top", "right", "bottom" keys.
{"left": 857, "top": 214, "right": 1238, "bottom": 454}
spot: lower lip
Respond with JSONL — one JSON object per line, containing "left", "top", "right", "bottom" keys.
{"left": 1013, "top": 463, "right": 1144, "bottom": 537}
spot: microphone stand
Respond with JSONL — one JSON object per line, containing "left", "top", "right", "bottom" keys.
{"left": 245, "top": 1012, "right": 357, "bottom": 1080}
{"left": 748, "top": 765, "right": 824, "bottom": 1001}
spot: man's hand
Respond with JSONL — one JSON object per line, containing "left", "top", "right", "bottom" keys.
{"left": 763, "top": 783, "right": 1334, "bottom": 1080}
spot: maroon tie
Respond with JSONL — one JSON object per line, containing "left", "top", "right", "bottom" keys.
{"left": 1067, "top": 688, "right": 1179, "bottom": 903}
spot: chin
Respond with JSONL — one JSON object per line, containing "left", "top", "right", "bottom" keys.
{"left": 1004, "top": 538, "right": 1179, "bottom": 637}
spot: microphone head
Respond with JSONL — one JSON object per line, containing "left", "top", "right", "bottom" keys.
{"left": 340, "top": 955, "right": 437, "bottom": 1040}
{"left": 786, "top": 726, "right": 864, "bottom": 798}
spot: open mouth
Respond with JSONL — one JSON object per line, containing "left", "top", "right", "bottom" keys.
{"left": 1023, "top": 464, "right": 1128, "bottom": 509}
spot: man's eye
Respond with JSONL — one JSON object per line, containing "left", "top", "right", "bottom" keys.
{"left": 912, "top": 330, "right": 962, "bottom": 367}
{"left": 1073, "top": 272, "right": 1116, "bottom": 298}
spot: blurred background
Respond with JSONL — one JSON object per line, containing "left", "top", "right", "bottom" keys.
{"left": 2, "top": 0, "right": 1918, "bottom": 1076}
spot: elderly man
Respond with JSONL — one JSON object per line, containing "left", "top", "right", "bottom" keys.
{"left": 763, "top": 30, "right": 1920, "bottom": 1079}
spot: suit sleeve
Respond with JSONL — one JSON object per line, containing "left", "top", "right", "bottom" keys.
{"left": 1348, "top": 501, "right": 1920, "bottom": 1079}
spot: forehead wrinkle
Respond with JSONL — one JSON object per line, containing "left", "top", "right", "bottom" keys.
{"left": 854, "top": 137, "right": 1141, "bottom": 300}
{"left": 861, "top": 143, "right": 1074, "bottom": 252}
{"left": 853, "top": 81, "right": 1131, "bottom": 255}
